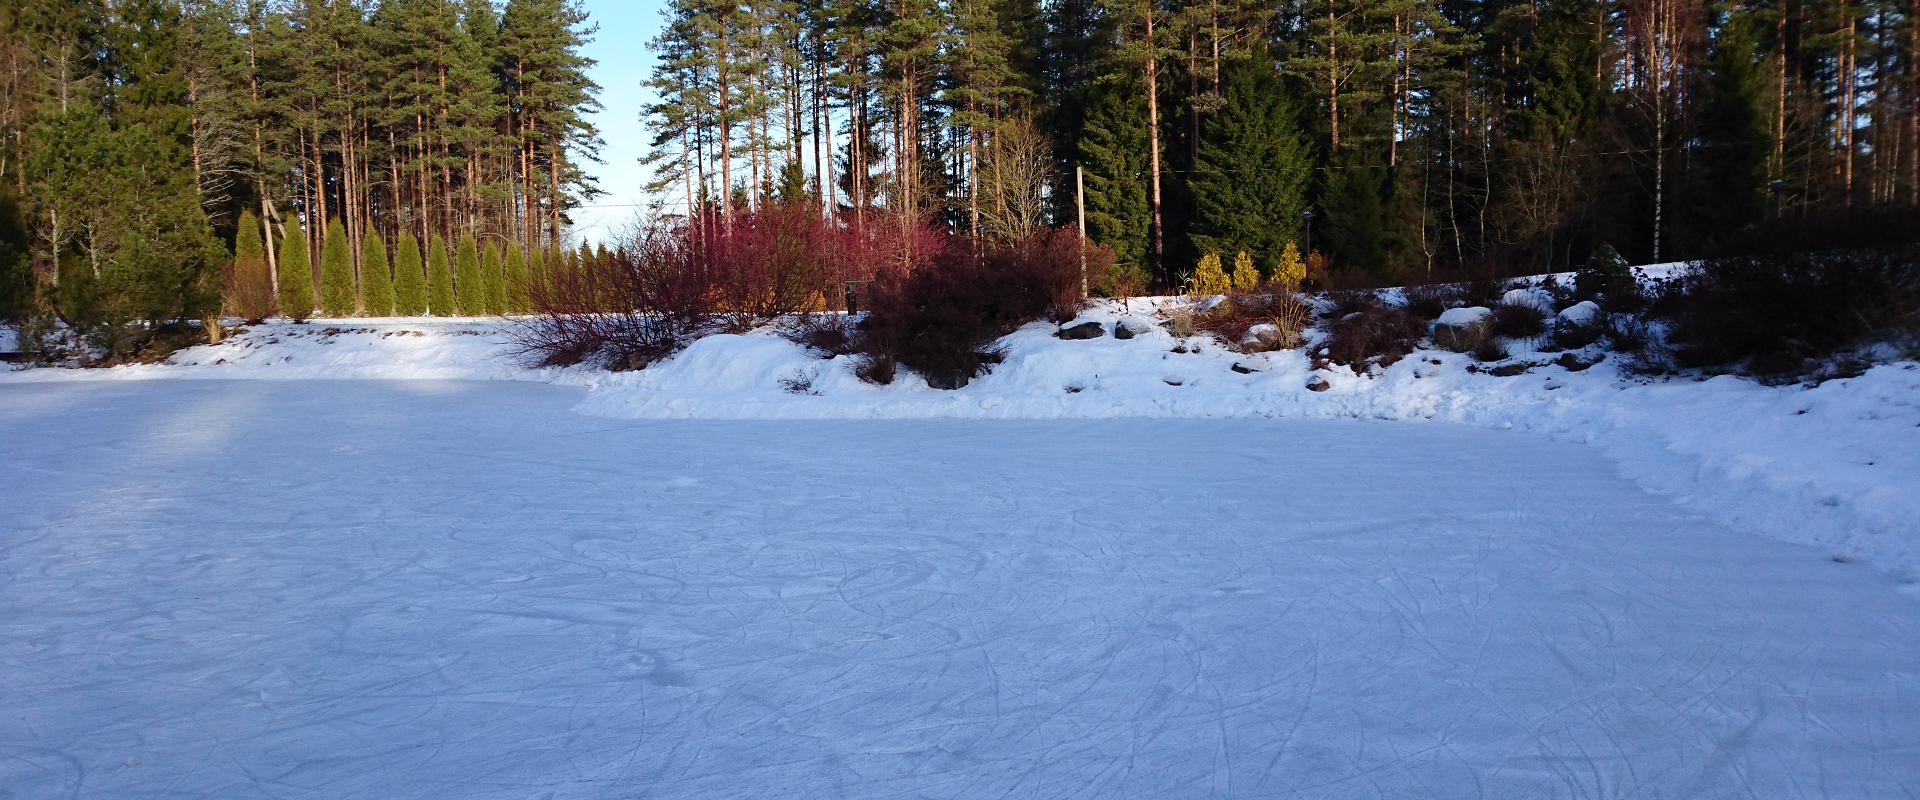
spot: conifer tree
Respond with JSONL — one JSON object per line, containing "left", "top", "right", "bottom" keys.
{"left": 427, "top": 234, "right": 455, "bottom": 316}
{"left": 1274, "top": 241, "right": 1306, "bottom": 290}
{"left": 455, "top": 233, "right": 485, "bottom": 315}
{"left": 1190, "top": 252, "right": 1228, "bottom": 294}
{"left": 1230, "top": 251, "right": 1258, "bottom": 292}
{"left": 1078, "top": 79, "right": 1152, "bottom": 284}
{"left": 1322, "top": 152, "right": 1390, "bottom": 276}
{"left": 360, "top": 230, "right": 395, "bottom": 316}
{"left": 277, "top": 218, "right": 315, "bottom": 321}
{"left": 483, "top": 244, "right": 507, "bottom": 315}
{"left": 1190, "top": 53, "right": 1310, "bottom": 270}
{"left": 504, "top": 245, "right": 529, "bottom": 313}
{"left": 228, "top": 209, "right": 275, "bottom": 323}
{"left": 319, "top": 220, "right": 355, "bottom": 316}
{"left": 394, "top": 230, "right": 427, "bottom": 316}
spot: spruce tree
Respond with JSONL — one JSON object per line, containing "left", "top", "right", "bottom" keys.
{"left": 1679, "top": 12, "right": 1769, "bottom": 251}
{"left": 277, "top": 218, "right": 315, "bottom": 321}
{"left": 360, "top": 230, "right": 395, "bottom": 316}
{"left": 427, "top": 234, "right": 455, "bottom": 316}
{"left": 1190, "top": 53, "right": 1310, "bottom": 271}
{"left": 503, "top": 245, "right": 528, "bottom": 313}
{"left": 454, "top": 233, "right": 484, "bottom": 315}
{"left": 319, "top": 220, "right": 355, "bottom": 316}
{"left": 1078, "top": 78, "right": 1152, "bottom": 288}
{"left": 394, "top": 230, "right": 428, "bottom": 316}
{"left": 482, "top": 244, "right": 506, "bottom": 315}
{"left": 1322, "top": 152, "right": 1389, "bottom": 276}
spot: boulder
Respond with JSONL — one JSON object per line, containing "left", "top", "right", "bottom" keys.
{"left": 924, "top": 369, "right": 970, "bottom": 390}
{"left": 1113, "top": 318, "right": 1148, "bottom": 340}
{"left": 1240, "top": 322, "right": 1298, "bottom": 352}
{"left": 1056, "top": 321, "right": 1105, "bottom": 340}
{"left": 1501, "top": 287, "right": 1553, "bottom": 312}
{"left": 1306, "top": 375, "right": 1331, "bottom": 392}
{"left": 1558, "top": 300, "right": 1601, "bottom": 326}
{"left": 1555, "top": 352, "right": 1603, "bottom": 372}
{"left": 1432, "top": 306, "right": 1494, "bottom": 352}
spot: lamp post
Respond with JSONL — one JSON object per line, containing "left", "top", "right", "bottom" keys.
{"left": 1769, "top": 179, "right": 1790, "bottom": 219}
{"left": 1302, "top": 210, "right": 1316, "bottom": 255}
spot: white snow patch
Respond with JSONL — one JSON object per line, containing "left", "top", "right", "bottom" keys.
{"left": 5, "top": 306, "right": 1917, "bottom": 583}
{"left": 1558, "top": 300, "right": 1602, "bottom": 325}
{"left": 1435, "top": 306, "right": 1493, "bottom": 326}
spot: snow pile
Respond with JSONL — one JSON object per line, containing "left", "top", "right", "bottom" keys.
{"left": 0, "top": 319, "right": 551, "bottom": 383}
{"left": 4, "top": 303, "right": 1917, "bottom": 582}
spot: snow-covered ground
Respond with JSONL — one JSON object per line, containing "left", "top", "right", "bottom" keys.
{"left": 8, "top": 309, "right": 1916, "bottom": 586}
{"left": 3, "top": 379, "right": 1917, "bottom": 798}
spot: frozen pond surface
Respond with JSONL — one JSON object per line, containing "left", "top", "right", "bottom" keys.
{"left": 2, "top": 380, "right": 1916, "bottom": 798}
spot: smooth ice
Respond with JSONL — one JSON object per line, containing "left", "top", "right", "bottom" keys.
{"left": 1, "top": 380, "right": 1916, "bottom": 798}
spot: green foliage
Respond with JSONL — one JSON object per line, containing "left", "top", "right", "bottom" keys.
{"left": 427, "top": 234, "right": 455, "bottom": 316}
{"left": 1190, "top": 253, "right": 1229, "bottom": 295}
{"left": 360, "top": 230, "right": 395, "bottom": 316}
{"left": 504, "top": 245, "right": 529, "bottom": 313}
{"left": 277, "top": 218, "right": 315, "bottom": 321}
{"left": 1322, "top": 152, "right": 1390, "bottom": 276}
{"left": 1078, "top": 78, "right": 1152, "bottom": 283}
{"left": 393, "top": 230, "right": 428, "bottom": 316}
{"left": 1678, "top": 12, "right": 1769, "bottom": 251}
{"left": 455, "top": 233, "right": 484, "bottom": 315}
{"left": 1576, "top": 243, "right": 1635, "bottom": 302}
{"left": 0, "top": 187, "right": 36, "bottom": 322}
{"left": 483, "top": 244, "right": 507, "bottom": 315}
{"left": 1190, "top": 52, "right": 1310, "bottom": 269}
{"left": 319, "top": 220, "right": 355, "bottom": 316}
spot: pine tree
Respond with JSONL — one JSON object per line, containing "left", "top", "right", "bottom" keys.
{"left": 360, "top": 229, "right": 394, "bottom": 316}
{"left": 319, "top": 220, "right": 355, "bottom": 316}
{"left": 393, "top": 230, "right": 427, "bottom": 316}
{"left": 228, "top": 209, "right": 275, "bottom": 323}
{"left": 1230, "top": 251, "right": 1258, "bottom": 292}
{"left": 504, "top": 245, "right": 529, "bottom": 313}
{"left": 455, "top": 233, "right": 484, "bottom": 315}
{"left": 277, "top": 217, "right": 315, "bottom": 321}
{"left": 427, "top": 233, "right": 455, "bottom": 316}
{"left": 483, "top": 244, "right": 507, "bottom": 315}
{"left": 1190, "top": 52, "right": 1310, "bottom": 271}
{"left": 1190, "top": 252, "right": 1228, "bottom": 294}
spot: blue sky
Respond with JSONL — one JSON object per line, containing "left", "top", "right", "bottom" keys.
{"left": 573, "top": 0, "right": 670, "bottom": 245}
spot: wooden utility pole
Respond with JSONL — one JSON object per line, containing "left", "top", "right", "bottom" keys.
{"left": 1077, "top": 165, "right": 1088, "bottom": 298}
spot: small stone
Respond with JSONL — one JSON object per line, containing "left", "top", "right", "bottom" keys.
{"left": 1230, "top": 361, "right": 1260, "bottom": 374}
{"left": 1306, "top": 376, "right": 1331, "bottom": 392}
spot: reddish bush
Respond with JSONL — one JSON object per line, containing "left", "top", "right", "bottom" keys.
{"left": 1323, "top": 306, "right": 1427, "bottom": 373}
{"left": 858, "top": 229, "right": 1089, "bottom": 387}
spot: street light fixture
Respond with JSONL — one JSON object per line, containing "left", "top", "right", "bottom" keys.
{"left": 1768, "top": 179, "right": 1791, "bottom": 219}
{"left": 1302, "top": 210, "right": 1316, "bottom": 255}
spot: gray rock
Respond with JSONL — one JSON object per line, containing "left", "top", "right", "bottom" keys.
{"left": 924, "top": 369, "right": 970, "bottom": 390}
{"left": 1113, "top": 319, "right": 1147, "bottom": 340}
{"left": 1432, "top": 306, "right": 1494, "bottom": 352}
{"left": 1230, "top": 361, "right": 1260, "bottom": 374}
{"left": 1056, "top": 321, "right": 1105, "bottom": 340}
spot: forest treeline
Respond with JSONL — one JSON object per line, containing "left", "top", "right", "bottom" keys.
{"left": 643, "top": 0, "right": 1913, "bottom": 289}
{"left": 0, "top": 0, "right": 600, "bottom": 354}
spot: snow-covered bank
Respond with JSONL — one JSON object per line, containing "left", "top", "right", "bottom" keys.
{"left": 5, "top": 309, "right": 1917, "bottom": 584}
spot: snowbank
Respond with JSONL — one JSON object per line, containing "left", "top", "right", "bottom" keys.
{"left": 4, "top": 307, "right": 1916, "bottom": 583}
